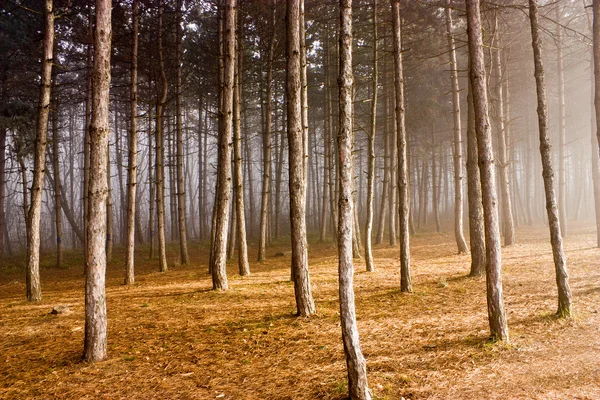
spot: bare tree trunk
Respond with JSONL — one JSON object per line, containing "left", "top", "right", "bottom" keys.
{"left": 115, "top": 110, "right": 125, "bottom": 245}
{"left": 556, "top": 7, "right": 567, "bottom": 237}
{"left": 125, "top": 0, "right": 139, "bottom": 285}
{"left": 52, "top": 91, "right": 62, "bottom": 268}
{"left": 26, "top": 0, "right": 54, "bottom": 302}
{"left": 83, "top": 8, "right": 93, "bottom": 264}
{"left": 388, "top": 66, "right": 397, "bottom": 246}
{"left": 84, "top": 0, "right": 111, "bottom": 362}
{"left": 391, "top": 0, "right": 411, "bottom": 293}
{"left": 337, "top": 1, "right": 371, "bottom": 397}
{"left": 466, "top": 79, "right": 486, "bottom": 277}
{"left": 148, "top": 98, "right": 156, "bottom": 259}
{"left": 375, "top": 98, "right": 388, "bottom": 245}
{"left": 106, "top": 142, "right": 113, "bottom": 263}
{"left": 176, "top": 0, "right": 190, "bottom": 265}
{"left": 325, "top": 26, "right": 338, "bottom": 244}
{"left": 466, "top": 0, "right": 508, "bottom": 341}
{"left": 234, "top": 17, "right": 250, "bottom": 276}
{"left": 491, "top": 15, "right": 515, "bottom": 246}
{"left": 287, "top": 0, "right": 316, "bottom": 316}
{"left": 446, "top": 0, "right": 468, "bottom": 253}
{"left": 155, "top": 0, "right": 168, "bottom": 272}
{"left": 259, "top": 1, "right": 275, "bottom": 261}
{"left": 431, "top": 129, "right": 441, "bottom": 233}
{"left": 528, "top": 0, "right": 572, "bottom": 318}
{"left": 0, "top": 127, "right": 5, "bottom": 260}
{"left": 212, "top": 0, "right": 236, "bottom": 290}
{"left": 594, "top": 0, "right": 600, "bottom": 165}
{"left": 364, "top": 0, "right": 378, "bottom": 272}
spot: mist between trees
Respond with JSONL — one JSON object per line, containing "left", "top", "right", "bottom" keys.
{"left": 1, "top": 0, "right": 600, "bottom": 397}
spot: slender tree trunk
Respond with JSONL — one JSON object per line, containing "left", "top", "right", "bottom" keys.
{"left": 446, "top": 0, "right": 469, "bottom": 253}
{"left": 365, "top": 0, "right": 378, "bottom": 272}
{"left": 0, "top": 127, "right": 5, "bottom": 260}
{"left": 388, "top": 67, "right": 397, "bottom": 246}
{"left": 176, "top": 0, "right": 190, "bottom": 265}
{"left": 556, "top": 7, "right": 567, "bottom": 237}
{"left": 83, "top": 8, "right": 93, "bottom": 265}
{"left": 259, "top": 1, "right": 275, "bottom": 261}
{"left": 234, "top": 15, "right": 250, "bottom": 276}
{"left": 155, "top": 0, "right": 168, "bottom": 272}
{"left": 391, "top": 0, "right": 411, "bottom": 293}
{"left": 26, "top": 0, "right": 54, "bottom": 302}
{"left": 52, "top": 91, "right": 62, "bottom": 268}
{"left": 287, "top": 0, "right": 316, "bottom": 316}
{"left": 466, "top": 79, "right": 486, "bottom": 277}
{"left": 529, "top": 0, "right": 572, "bottom": 318}
{"left": 115, "top": 111, "right": 125, "bottom": 245}
{"left": 106, "top": 142, "right": 114, "bottom": 262}
{"left": 491, "top": 16, "right": 515, "bottom": 246}
{"left": 84, "top": 0, "right": 111, "bottom": 362}
{"left": 125, "top": 0, "right": 139, "bottom": 285}
{"left": 148, "top": 98, "right": 156, "bottom": 259}
{"left": 337, "top": 1, "right": 371, "bottom": 398}
{"left": 593, "top": 0, "right": 600, "bottom": 197}
{"left": 466, "top": 0, "right": 508, "bottom": 341}
{"left": 211, "top": 0, "right": 236, "bottom": 290}
{"left": 431, "top": 129, "right": 441, "bottom": 233}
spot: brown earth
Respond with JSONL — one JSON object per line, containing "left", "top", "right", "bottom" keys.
{"left": 1, "top": 224, "right": 600, "bottom": 399}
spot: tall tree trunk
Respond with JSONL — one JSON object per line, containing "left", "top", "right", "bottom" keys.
{"left": 0, "top": 127, "right": 5, "bottom": 260}
{"left": 446, "top": 0, "right": 469, "bottom": 253}
{"left": 365, "top": 0, "right": 378, "bottom": 272}
{"left": 287, "top": 0, "right": 316, "bottom": 316}
{"left": 106, "top": 142, "right": 113, "bottom": 262}
{"left": 125, "top": 0, "right": 139, "bottom": 285}
{"left": 176, "top": 0, "right": 190, "bottom": 265}
{"left": 491, "top": 15, "right": 515, "bottom": 246}
{"left": 259, "top": 1, "right": 275, "bottom": 261}
{"left": 211, "top": 0, "right": 236, "bottom": 290}
{"left": 148, "top": 97, "right": 156, "bottom": 259}
{"left": 83, "top": 7, "right": 93, "bottom": 264}
{"left": 431, "top": 136, "right": 441, "bottom": 233}
{"left": 556, "top": 7, "right": 567, "bottom": 237}
{"left": 26, "top": 0, "right": 54, "bottom": 302}
{"left": 466, "top": 0, "right": 508, "bottom": 341}
{"left": 594, "top": 0, "right": 600, "bottom": 166}
{"left": 528, "top": 0, "right": 572, "bottom": 318}
{"left": 391, "top": 0, "right": 411, "bottom": 293}
{"left": 234, "top": 15, "right": 250, "bottom": 276}
{"left": 84, "top": 0, "right": 111, "bottom": 362}
{"left": 155, "top": 0, "right": 168, "bottom": 272}
{"left": 466, "top": 79, "right": 486, "bottom": 277}
{"left": 337, "top": 1, "right": 371, "bottom": 398}
{"left": 52, "top": 91, "right": 62, "bottom": 268}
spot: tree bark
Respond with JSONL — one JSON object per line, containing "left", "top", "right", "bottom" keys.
{"left": 528, "top": 0, "right": 572, "bottom": 318}
{"left": 26, "top": 0, "right": 54, "bottom": 302}
{"left": 234, "top": 16, "right": 250, "bottom": 276}
{"left": 212, "top": 0, "right": 236, "bottom": 290}
{"left": 466, "top": 78, "right": 486, "bottom": 277}
{"left": 445, "top": 0, "right": 469, "bottom": 254}
{"left": 287, "top": 0, "right": 316, "bottom": 316}
{"left": 556, "top": 7, "right": 567, "bottom": 237}
{"left": 155, "top": 0, "right": 168, "bottom": 272}
{"left": 491, "top": 15, "right": 515, "bottom": 246}
{"left": 125, "top": 0, "right": 139, "bottom": 285}
{"left": 365, "top": 0, "right": 378, "bottom": 272}
{"left": 391, "top": 0, "right": 411, "bottom": 293}
{"left": 466, "top": 0, "right": 508, "bottom": 341}
{"left": 337, "top": 1, "right": 372, "bottom": 397}
{"left": 176, "top": 0, "right": 190, "bottom": 265}
{"left": 84, "top": 0, "right": 111, "bottom": 362}
{"left": 258, "top": 1, "right": 275, "bottom": 261}
{"left": 52, "top": 91, "right": 62, "bottom": 268}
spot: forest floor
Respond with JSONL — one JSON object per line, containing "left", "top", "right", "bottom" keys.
{"left": 1, "top": 224, "right": 600, "bottom": 399}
